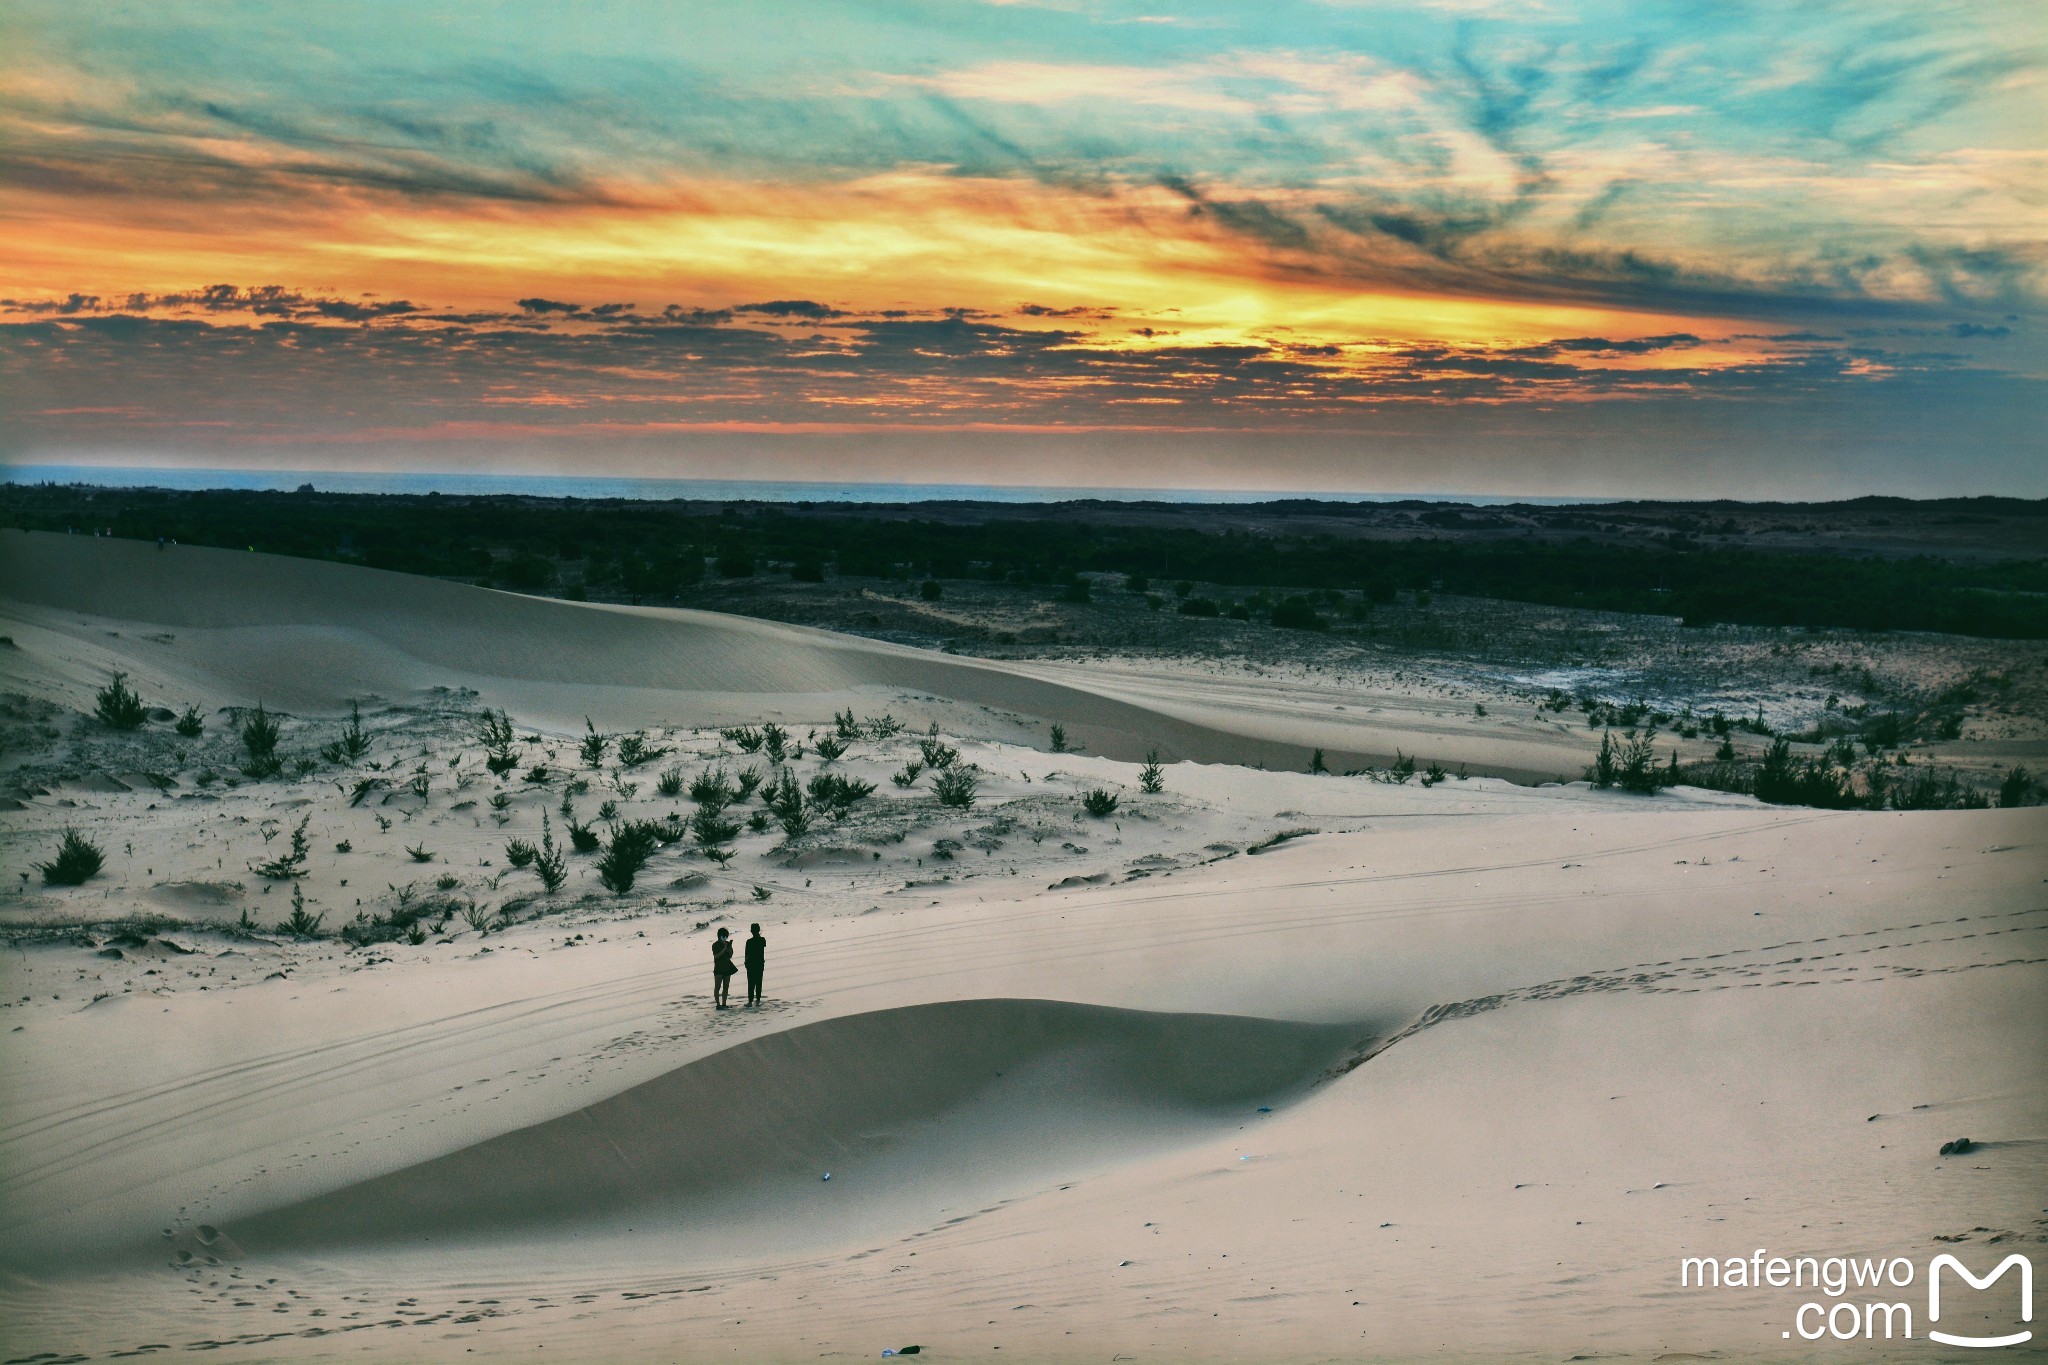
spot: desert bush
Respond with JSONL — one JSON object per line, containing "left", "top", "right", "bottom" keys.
{"left": 95, "top": 672, "right": 148, "bottom": 729}
{"left": 918, "top": 737, "right": 958, "bottom": 769}
{"left": 1139, "top": 750, "right": 1164, "bottom": 794}
{"left": 1269, "top": 596, "right": 1327, "bottom": 631}
{"left": 689, "top": 766, "right": 736, "bottom": 808}
{"left": 278, "top": 884, "right": 325, "bottom": 937}
{"left": 920, "top": 579, "right": 943, "bottom": 600}
{"left": 807, "top": 772, "right": 876, "bottom": 813}
{"left": 812, "top": 734, "right": 847, "bottom": 762}
{"left": 1998, "top": 765, "right": 2034, "bottom": 808}
{"left": 252, "top": 815, "right": 311, "bottom": 879}
{"left": 748, "top": 809, "right": 771, "bottom": 832}
{"left": 1888, "top": 770, "right": 1988, "bottom": 811}
{"left": 348, "top": 776, "right": 381, "bottom": 807}
{"left": 597, "top": 821, "right": 662, "bottom": 893}
{"left": 862, "top": 713, "right": 903, "bottom": 739}
{"left": 1310, "top": 747, "right": 1328, "bottom": 775}
{"left": 1750, "top": 739, "right": 1858, "bottom": 808}
{"left": 1049, "top": 723, "right": 1068, "bottom": 753}
{"left": 761, "top": 723, "right": 790, "bottom": 764}
{"left": 689, "top": 806, "right": 741, "bottom": 851}
{"left": 1615, "top": 732, "right": 1661, "bottom": 794}
{"left": 1177, "top": 596, "right": 1221, "bottom": 617}
{"left": 723, "top": 725, "right": 765, "bottom": 752}
{"left": 320, "top": 700, "right": 372, "bottom": 765}
{"left": 412, "top": 773, "right": 434, "bottom": 799}
{"left": 657, "top": 766, "right": 685, "bottom": 798}
{"left": 893, "top": 760, "right": 924, "bottom": 788}
{"left": 1384, "top": 751, "right": 1416, "bottom": 783}
{"left": 534, "top": 813, "right": 568, "bottom": 891}
{"left": 1421, "top": 760, "right": 1448, "bottom": 787}
{"left": 1082, "top": 788, "right": 1119, "bottom": 817}
{"left": 580, "top": 718, "right": 610, "bottom": 766}
{"left": 241, "top": 702, "right": 284, "bottom": 778}
{"left": 173, "top": 704, "right": 205, "bottom": 737}
{"left": 406, "top": 842, "right": 435, "bottom": 863}
{"left": 462, "top": 900, "right": 495, "bottom": 934}
{"left": 504, "top": 837, "right": 538, "bottom": 868}
{"left": 615, "top": 733, "right": 670, "bottom": 767}
{"left": 933, "top": 766, "right": 979, "bottom": 809}
{"left": 834, "top": 707, "right": 861, "bottom": 740}
{"left": 1591, "top": 732, "right": 1618, "bottom": 788}
{"left": 733, "top": 766, "right": 764, "bottom": 799}
{"left": 38, "top": 829, "right": 105, "bottom": 885}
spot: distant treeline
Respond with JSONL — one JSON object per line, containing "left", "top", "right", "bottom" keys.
{"left": 7, "top": 484, "right": 2046, "bottom": 639}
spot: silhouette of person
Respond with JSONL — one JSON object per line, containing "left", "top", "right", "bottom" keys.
{"left": 711, "top": 927, "right": 735, "bottom": 1008}
{"left": 744, "top": 923, "right": 766, "bottom": 1005}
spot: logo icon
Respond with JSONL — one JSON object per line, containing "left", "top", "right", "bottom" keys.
{"left": 1929, "top": 1253, "right": 2033, "bottom": 1349}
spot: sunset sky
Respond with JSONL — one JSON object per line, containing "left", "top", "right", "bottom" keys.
{"left": 2, "top": 0, "right": 2042, "bottom": 497}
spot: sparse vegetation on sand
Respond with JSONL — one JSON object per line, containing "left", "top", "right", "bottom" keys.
{"left": 174, "top": 704, "right": 205, "bottom": 737}
{"left": 477, "top": 708, "right": 519, "bottom": 775}
{"left": 321, "top": 700, "right": 373, "bottom": 765}
{"left": 38, "top": 829, "right": 106, "bottom": 885}
{"left": 933, "top": 766, "right": 979, "bottom": 808}
{"left": 597, "top": 820, "right": 662, "bottom": 894}
{"left": 1082, "top": 788, "right": 1119, "bottom": 817}
{"left": 94, "top": 672, "right": 148, "bottom": 729}
{"left": 252, "top": 815, "right": 312, "bottom": 879}
{"left": 240, "top": 702, "right": 283, "bottom": 778}
{"left": 278, "top": 884, "right": 325, "bottom": 937}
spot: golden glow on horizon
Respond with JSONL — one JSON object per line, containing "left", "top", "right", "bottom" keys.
{"left": 3, "top": 171, "right": 1736, "bottom": 354}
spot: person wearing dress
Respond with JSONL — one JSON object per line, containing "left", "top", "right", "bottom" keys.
{"left": 711, "top": 927, "right": 736, "bottom": 1008}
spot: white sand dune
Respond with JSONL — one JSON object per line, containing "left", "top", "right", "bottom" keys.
{"left": 1, "top": 532, "right": 2043, "bottom": 1361}
{"left": 1, "top": 530, "right": 1574, "bottom": 777}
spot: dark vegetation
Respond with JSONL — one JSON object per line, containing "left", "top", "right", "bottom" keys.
{"left": 10, "top": 484, "right": 2045, "bottom": 638}
{"left": 38, "top": 828, "right": 105, "bottom": 885}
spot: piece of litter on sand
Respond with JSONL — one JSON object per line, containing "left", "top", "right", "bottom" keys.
{"left": 1257, "top": 1105, "right": 1272, "bottom": 1113}
{"left": 821, "top": 1172, "right": 832, "bottom": 1181}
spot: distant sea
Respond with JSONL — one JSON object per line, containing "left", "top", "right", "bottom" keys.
{"left": 0, "top": 464, "right": 1598, "bottom": 507}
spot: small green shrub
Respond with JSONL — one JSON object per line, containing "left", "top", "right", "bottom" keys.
{"left": 933, "top": 766, "right": 979, "bottom": 809}
{"left": 241, "top": 702, "right": 283, "bottom": 778}
{"left": 1139, "top": 750, "right": 1164, "bottom": 794}
{"left": 597, "top": 821, "right": 662, "bottom": 894}
{"left": 174, "top": 704, "right": 205, "bottom": 737}
{"left": 504, "top": 838, "right": 538, "bottom": 868}
{"left": 38, "top": 829, "right": 105, "bottom": 885}
{"left": 95, "top": 672, "right": 148, "bottom": 729}
{"left": 278, "top": 884, "right": 325, "bottom": 937}
{"left": 580, "top": 717, "right": 610, "bottom": 766}
{"left": 252, "top": 815, "right": 311, "bottom": 879}
{"left": 1082, "top": 788, "right": 1119, "bottom": 817}
{"left": 657, "top": 766, "right": 685, "bottom": 798}
{"left": 534, "top": 812, "right": 569, "bottom": 891}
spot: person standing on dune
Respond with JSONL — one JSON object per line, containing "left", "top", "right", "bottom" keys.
{"left": 744, "top": 923, "right": 766, "bottom": 1005}
{"left": 711, "top": 927, "right": 736, "bottom": 1008}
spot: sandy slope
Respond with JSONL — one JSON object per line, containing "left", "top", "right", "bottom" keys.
{"left": 1, "top": 533, "right": 2044, "bottom": 1362}
{"left": 0, "top": 530, "right": 1577, "bottom": 777}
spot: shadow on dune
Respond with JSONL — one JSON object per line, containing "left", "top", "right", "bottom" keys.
{"left": 230, "top": 999, "right": 1371, "bottom": 1253}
